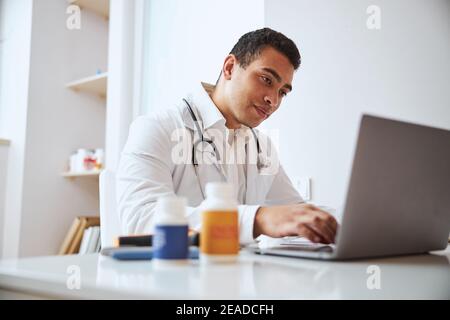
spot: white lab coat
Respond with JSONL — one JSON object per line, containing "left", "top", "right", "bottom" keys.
{"left": 116, "top": 82, "right": 303, "bottom": 244}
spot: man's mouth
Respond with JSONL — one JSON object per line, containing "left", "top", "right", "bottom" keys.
{"left": 254, "top": 105, "right": 269, "bottom": 119}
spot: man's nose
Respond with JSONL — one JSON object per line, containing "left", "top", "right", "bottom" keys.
{"left": 264, "top": 92, "right": 279, "bottom": 108}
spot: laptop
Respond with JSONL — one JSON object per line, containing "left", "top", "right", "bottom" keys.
{"left": 249, "top": 114, "right": 450, "bottom": 260}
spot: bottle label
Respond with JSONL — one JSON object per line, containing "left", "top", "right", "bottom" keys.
{"left": 200, "top": 210, "right": 239, "bottom": 255}
{"left": 153, "top": 225, "right": 189, "bottom": 259}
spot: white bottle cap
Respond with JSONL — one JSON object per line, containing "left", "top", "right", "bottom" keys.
{"left": 155, "top": 196, "right": 187, "bottom": 225}
{"left": 205, "top": 182, "right": 233, "bottom": 199}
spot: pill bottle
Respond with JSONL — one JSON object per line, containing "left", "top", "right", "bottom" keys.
{"left": 153, "top": 196, "right": 189, "bottom": 265}
{"left": 200, "top": 182, "right": 239, "bottom": 263}
{"left": 76, "top": 149, "right": 88, "bottom": 172}
{"left": 94, "top": 148, "right": 104, "bottom": 170}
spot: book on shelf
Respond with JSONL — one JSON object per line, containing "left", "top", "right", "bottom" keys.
{"left": 58, "top": 216, "right": 100, "bottom": 255}
{"left": 78, "top": 226, "right": 101, "bottom": 255}
{"left": 78, "top": 227, "right": 92, "bottom": 255}
{"left": 95, "top": 231, "right": 102, "bottom": 253}
{"left": 87, "top": 226, "right": 101, "bottom": 254}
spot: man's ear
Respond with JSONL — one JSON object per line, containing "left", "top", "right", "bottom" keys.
{"left": 222, "top": 54, "right": 238, "bottom": 80}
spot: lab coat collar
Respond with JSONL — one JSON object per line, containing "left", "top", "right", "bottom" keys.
{"left": 182, "top": 82, "right": 251, "bottom": 138}
{"left": 189, "top": 82, "right": 226, "bottom": 131}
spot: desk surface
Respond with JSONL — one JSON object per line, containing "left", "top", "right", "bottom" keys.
{"left": 0, "top": 247, "right": 449, "bottom": 299}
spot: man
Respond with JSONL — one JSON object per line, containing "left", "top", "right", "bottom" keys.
{"left": 117, "top": 28, "right": 338, "bottom": 245}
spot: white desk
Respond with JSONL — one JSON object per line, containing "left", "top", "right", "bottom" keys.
{"left": 0, "top": 247, "right": 449, "bottom": 299}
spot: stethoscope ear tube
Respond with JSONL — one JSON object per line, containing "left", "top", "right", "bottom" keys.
{"left": 250, "top": 126, "right": 262, "bottom": 155}
{"left": 184, "top": 98, "right": 220, "bottom": 164}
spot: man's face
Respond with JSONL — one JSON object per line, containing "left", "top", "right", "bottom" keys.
{"left": 223, "top": 46, "right": 295, "bottom": 128}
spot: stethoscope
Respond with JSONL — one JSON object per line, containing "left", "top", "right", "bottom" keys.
{"left": 183, "top": 98, "right": 271, "bottom": 199}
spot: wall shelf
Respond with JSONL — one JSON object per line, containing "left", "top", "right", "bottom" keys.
{"left": 69, "top": 0, "right": 110, "bottom": 19}
{"left": 66, "top": 72, "right": 108, "bottom": 98}
{"left": 62, "top": 170, "right": 102, "bottom": 178}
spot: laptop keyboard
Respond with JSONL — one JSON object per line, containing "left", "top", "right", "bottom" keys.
{"left": 279, "top": 237, "right": 335, "bottom": 252}
{"left": 278, "top": 244, "right": 335, "bottom": 252}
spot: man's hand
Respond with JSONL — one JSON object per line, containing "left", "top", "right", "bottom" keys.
{"left": 253, "top": 204, "right": 339, "bottom": 244}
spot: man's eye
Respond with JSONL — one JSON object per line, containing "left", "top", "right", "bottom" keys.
{"left": 261, "top": 76, "right": 272, "bottom": 85}
{"left": 280, "top": 91, "right": 287, "bottom": 97}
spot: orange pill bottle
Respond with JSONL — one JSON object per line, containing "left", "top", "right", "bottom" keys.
{"left": 200, "top": 182, "right": 239, "bottom": 263}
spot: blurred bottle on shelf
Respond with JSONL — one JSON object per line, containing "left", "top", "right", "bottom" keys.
{"left": 94, "top": 148, "right": 104, "bottom": 170}
{"left": 68, "top": 148, "right": 104, "bottom": 173}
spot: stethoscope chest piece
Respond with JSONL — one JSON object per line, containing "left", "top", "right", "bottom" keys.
{"left": 257, "top": 153, "right": 271, "bottom": 171}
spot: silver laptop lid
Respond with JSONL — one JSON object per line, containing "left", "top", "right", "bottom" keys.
{"left": 335, "top": 115, "right": 450, "bottom": 259}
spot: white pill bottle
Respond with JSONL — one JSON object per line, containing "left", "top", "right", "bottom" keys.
{"left": 153, "top": 196, "right": 189, "bottom": 265}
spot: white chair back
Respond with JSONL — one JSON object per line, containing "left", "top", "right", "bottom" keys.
{"left": 99, "top": 169, "right": 121, "bottom": 248}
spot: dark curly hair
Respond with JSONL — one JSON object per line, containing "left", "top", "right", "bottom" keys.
{"left": 229, "top": 28, "right": 301, "bottom": 70}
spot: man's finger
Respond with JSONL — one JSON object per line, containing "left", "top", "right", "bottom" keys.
{"left": 293, "top": 205, "right": 338, "bottom": 243}
{"left": 314, "top": 209, "right": 338, "bottom": 234}
{"left": 298, "top": 225, "right": 323, "bottom": 243}
{"left": 301, "top": 211, "right": 335, "bottom": 243}
{"left": 303, "top": 219, "right": 331, "bottom": 243}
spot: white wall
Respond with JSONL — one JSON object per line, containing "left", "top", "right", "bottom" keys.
{"left": 105, "top": 0, "right": 140, "bottom": 171}
{"left": 141, "top": 0, "right": 265, "bottom": 114}
{"left": 1, "top": 0, "right": 108, "bottom": 258}
{"left": 263, "top": 0, "right": 450, "bottom": 212}
{"left": 0, "top": 0, "right": 33, "bottom": 259}
{"left": 0, "top": 143, "right": 9, "bottom": 258}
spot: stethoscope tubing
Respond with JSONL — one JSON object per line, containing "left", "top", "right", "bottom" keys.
{"left": 183, "top": 98, "right": 265, "bottom": 200}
